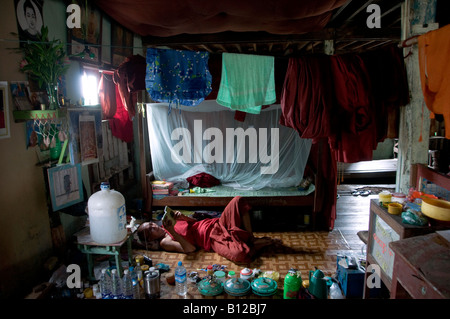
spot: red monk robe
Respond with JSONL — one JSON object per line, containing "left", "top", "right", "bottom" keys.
{"left": 164, "top": 196, "right": 261, "bottom": 263}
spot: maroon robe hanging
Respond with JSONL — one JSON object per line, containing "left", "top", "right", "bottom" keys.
{"left": 280, "top": 55, "right": 337, "bottom": 230}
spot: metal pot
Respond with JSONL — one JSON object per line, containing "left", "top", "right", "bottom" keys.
{"left": 144, "top": 269, "right": 160, "bottom": 299}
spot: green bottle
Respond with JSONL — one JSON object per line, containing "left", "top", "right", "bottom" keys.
{"left": 283, "top": 268, "right": 302, "bottom": 299}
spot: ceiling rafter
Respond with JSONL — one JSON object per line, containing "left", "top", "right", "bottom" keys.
{"left": 139, "top": 0, "right": 405, "bottom": 56}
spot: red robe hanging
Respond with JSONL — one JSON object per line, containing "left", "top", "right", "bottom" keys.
{"left": 280, "top": 55, "right": 337, "bottom": 230}
{"left": 329, "top": 54, "right": 377, "bottom": 163}
{"left": 99, "top": 72, "right": 134, "bottom": 143}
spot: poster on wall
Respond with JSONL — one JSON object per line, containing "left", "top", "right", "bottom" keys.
{"left": 67, "top": 0, "right": 102, "bottom": 64}
{"left": 67, "top": 108, "right": 102, "bottom": 165}
{"left": 370, "top": 214, "right": 400, "bottom": 279}
{"left": 14, "top": 0, "right": 44, "bottom": 46}
{"left": 9, "top": 81, "right": 33, "bottom": 111}
{"left": 47, "top": 163, "right": 84, "bottom": 211}
{"left": 111, "top": 22, "right": 133, "bottom": 67}
{"left": 79, "top": 115, "right": 99, "bottom": 165}
{"left": 0, "top": 82, "right": 11, "bottom": 139}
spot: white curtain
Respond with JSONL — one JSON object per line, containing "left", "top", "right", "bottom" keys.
{"left": 146, "top": 101, "right": 312, "bottom": 190}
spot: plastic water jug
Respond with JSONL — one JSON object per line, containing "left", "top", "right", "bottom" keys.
{"left": 88, "top": 182, "right": 127, "bottom": 244}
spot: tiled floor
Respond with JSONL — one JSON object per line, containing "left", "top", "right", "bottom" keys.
{"left": 130, "top": 185, "right": 392, "bottom": 299}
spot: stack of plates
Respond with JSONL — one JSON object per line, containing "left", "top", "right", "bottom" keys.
{"left": 224, "top": 278, "right": 251, "bottom": 296}
{"left": 251, "top": 277, "right": 278, "bottom": 297}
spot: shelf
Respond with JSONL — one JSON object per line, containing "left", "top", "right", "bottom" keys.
{"left": 13, "top": 109, "right": 67, "bottom": 122}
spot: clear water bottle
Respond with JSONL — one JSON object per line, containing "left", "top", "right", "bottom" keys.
{"left": 129, "top": 266, "right": 141, "bottom": 299}
{"left": 136, "top": 262, "right": 143, "bottom": 288}
{"left": 99, "top": 268, "right": 112, "bottom": 299}
{"left": 111, "top": 269, "right": 123, "bottom": 299}
{"left": 175, "top": 261, "right": 187, "bottom": 296}
{"left": 122, "top": 269, "right": 134, "bottom": 299}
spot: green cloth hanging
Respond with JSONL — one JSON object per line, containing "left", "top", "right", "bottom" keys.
{"left": 217, "top": 53, "right": 276, "bottom": 114}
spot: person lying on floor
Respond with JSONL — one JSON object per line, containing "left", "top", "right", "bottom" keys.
{"left": 135, "top": 196, "right": 279, "bottom": 263}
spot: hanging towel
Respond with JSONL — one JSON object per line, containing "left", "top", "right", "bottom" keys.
{"left": 145, "top": 48, "right": 212, "bottom": 107}
{"left": 217, "top": 53, "right": 276, "bottom": 114}
{"left": 418, "top": 24, "right": 450, "bottom": 139}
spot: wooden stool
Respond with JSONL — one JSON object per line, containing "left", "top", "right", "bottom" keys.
{"left": 75, "top": 227, "right": 134, "bottom": 281}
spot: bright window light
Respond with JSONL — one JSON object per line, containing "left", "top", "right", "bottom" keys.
{"left": 81, "top": 72, "right": 99, "bottom": 105}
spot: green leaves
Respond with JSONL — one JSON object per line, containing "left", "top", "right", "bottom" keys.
{"left": 19, "top": 25, "right": 70, "bottom": 88}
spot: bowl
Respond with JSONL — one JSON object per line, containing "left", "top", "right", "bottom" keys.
{"left": 421, "top": 197, "right": 450, "bottom": 221}
{"left": 388, "top": 202, "right": 403, "bottom": 215}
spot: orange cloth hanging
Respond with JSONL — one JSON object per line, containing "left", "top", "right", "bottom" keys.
{"left": 418, "top": 24, "right": 450, "bottom": 139}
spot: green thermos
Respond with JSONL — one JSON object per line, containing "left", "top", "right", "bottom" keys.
{"left": 283, "top": 268, "right": 302, "bottom": 299}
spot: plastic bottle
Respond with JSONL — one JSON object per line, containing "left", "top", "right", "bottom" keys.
{"left": 99, "top": 268, "right": 112, "bottom": 299}
{"left": 88, "top": 182, "right": 127, "bottom": 244}
{"left": 129, "top": 266, "right": 141, "bottom": 299}
{"left": 136, "top": 262, "right": 143, "bottom": 288}
{"left": 283, "top": 268, "right": 302, "bottom": 299}
{"left": 140, "top": 265, "right": 150, "bottom": 288}
{"left": 175, "top": 261, "right": 187, "bottom": 296}
{"left": 122, "top": 269, "right": 134, "bottom": 299}
{"left": 111, "top": 269, "right": 123, "bottom": 299}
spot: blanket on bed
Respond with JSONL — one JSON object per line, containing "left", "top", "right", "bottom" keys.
{"left": 153, "top": 184, "right": 315, "bottom": 199}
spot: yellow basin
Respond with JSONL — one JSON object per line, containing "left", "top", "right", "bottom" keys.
{"left": 421, "top": 197, "right": 450, "bottom": 221}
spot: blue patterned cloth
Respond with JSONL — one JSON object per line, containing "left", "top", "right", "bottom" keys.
{"left": 146, "top": 48, "right": 212, "bottom": 107}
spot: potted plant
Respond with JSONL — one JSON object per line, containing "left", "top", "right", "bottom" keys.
{"left": 19, "top": 25, "right": 70, "bottom": 110}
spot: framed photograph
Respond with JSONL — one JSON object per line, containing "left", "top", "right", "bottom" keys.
{"left": 67, "top": 107, "right": 102, "bottom": 165}
{"left": 79, "top": 115, "right": 99, "bottom": 165}
{"left": 0, "top": 82, "right": 11, "bottom": 139}
{"left": 67, "top": 0, "right": 102, "bottom": 65}
{"left": 47, "top": 163, "right": 84, "bottom": 211}
{"left": 9, "top": 81, "right": 33, "bottom": 111}
{"left": 111, "top": 22, "right": 133, "bottom": 67}
{"left": 14, "top": 0, "right": 44, "bottom": 46}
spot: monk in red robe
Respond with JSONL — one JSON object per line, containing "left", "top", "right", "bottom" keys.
{"left": 136, "top": 196, "right": 277, "bottom": 263}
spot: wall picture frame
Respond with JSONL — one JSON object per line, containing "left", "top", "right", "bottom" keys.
{"left": 79, "top": 114, "right": 99, "bottom": 165}
{"left": 14, "top": 0, "right": 44, "bottom": 47}
{"left": 111, "top": 22, "right": 133, "bottom": 67}
{"left": 67, "top": 0, "right": 102, "bottom": 65}
{"left": 67, "top": 107, "right": 102, "bottom": 165}
{"left": 47, "top": 163, "right": 84, "bottom": 211}
{"left": 9, "top": 81, "right": 33, "bottom": 111}
{"left": 0, "top": 81, "right": 11, "bottom": 139}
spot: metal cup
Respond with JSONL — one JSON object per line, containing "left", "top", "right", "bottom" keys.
{"left": 144, "top": 270, "right": 160, "bottom": 299}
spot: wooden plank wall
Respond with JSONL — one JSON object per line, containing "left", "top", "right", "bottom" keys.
{"left": 90, "top": 120, "right": 134, "bottom": 193}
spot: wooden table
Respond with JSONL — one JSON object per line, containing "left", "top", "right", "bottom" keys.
{"left": 75, "top": 227, "right": 134, "bottom": 281}
{"left": 389, "top": 231, "right": 450, "bottom": 299}
{"left": 363, "top": 199, "right": 435, "bottom": 298}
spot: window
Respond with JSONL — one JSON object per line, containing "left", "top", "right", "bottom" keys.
{"left": 81, "top": 68, "right": 99, "bottom": 106}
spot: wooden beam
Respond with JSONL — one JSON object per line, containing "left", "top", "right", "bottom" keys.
{"left": 142, "top": 27, "right": 399, "bottom": 48}
{"left": 329, "top": 0, "right": 354, "bottom": 23}
{"left": 345, "top": 0, "right": 374, "bottom": 22}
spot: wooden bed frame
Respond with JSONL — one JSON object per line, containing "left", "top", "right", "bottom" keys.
{"left": 410, "top": 163, "right": 450, "bottom": 193}
{"left": 144, "top": 170, "right": 321, "bottom": 229}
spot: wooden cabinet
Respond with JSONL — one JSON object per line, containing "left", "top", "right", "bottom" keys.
{"left": 389, "top": 232, "right": 450, "bottom": 299}
{"left": 363, "top": 199, "right": 435, "bottom": 298}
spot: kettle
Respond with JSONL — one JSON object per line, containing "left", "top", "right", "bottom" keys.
{"left": 308, "top": 267, "right": 328, "bottom": 299}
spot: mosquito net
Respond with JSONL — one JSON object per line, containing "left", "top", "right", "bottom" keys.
{"left": 146, "top": 101, "right": 312, "bottom": 190}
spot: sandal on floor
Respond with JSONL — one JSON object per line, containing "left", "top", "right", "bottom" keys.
{"left": 351, "top": 191, "right": 360, "bottom": 196}
{"left": 360, "top": 190, "right": 371, "bottom": 196}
